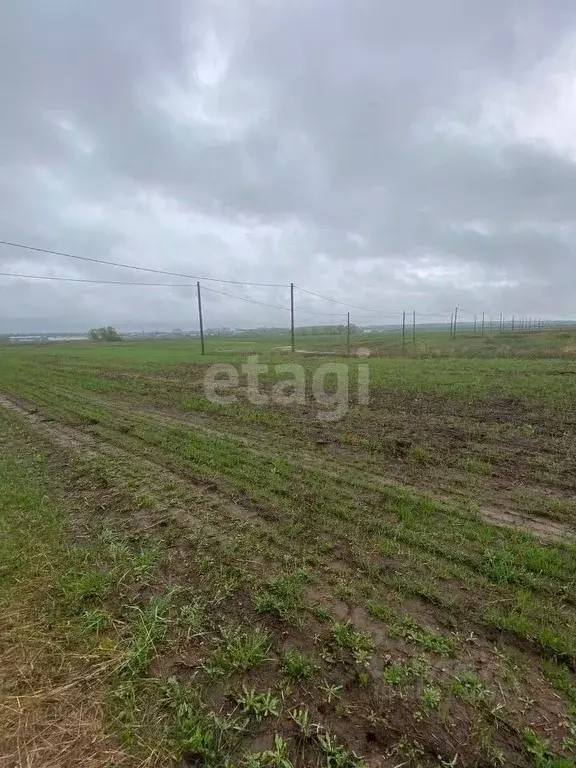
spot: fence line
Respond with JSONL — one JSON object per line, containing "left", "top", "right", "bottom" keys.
{"left": 0, "top": 259, "right": 570, "bottom": 355}
{"left": 191, "top": 283, "right": 565, "bottom": 356}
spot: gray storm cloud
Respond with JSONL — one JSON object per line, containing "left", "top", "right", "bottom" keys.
{"left": 1, "top": 0, "right": 576, "bottom": 331}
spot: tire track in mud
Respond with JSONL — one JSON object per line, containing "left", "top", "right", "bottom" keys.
{"left": 0, "top": 393, "right": 272, "bottom": 543}
{"left": 134, "top": 404, "right": 576, "bottom": 544}
{"left": 2, "top": 391, "right": 576, "bottom": 689}
{"left": 0, "top": 390, "right": 452, "bottom": 652}
{"left": 3, "top": 385, "right": 573, "bottom": 544}
{"left": 0, "top": 389, "right": 389, "bottom": 590}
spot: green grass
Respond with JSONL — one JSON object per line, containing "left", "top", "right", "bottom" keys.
{"left": 203, "top": 626, "right": 271, "bottom": 676}
{"left": 179, "top": 599, "right": 207, "bottom": 640}
{"left": 368, "top": 603, "right": 457, "bottom": 656}
{"left": 0, "top": 416, "right": 132, "bottom": 762}
{"left": 421, "top": 685, "right": 442, "bottom": 713}
{"left": 281, "top": 649, "right": 317, "bottom": 680}
{"left": 235, "top": 686, "right": 280, "bottom": 721}
{"left": 382, "top": 657, "right": 429, "bottom": 686}
{"left": 331, "top": 622, "right": 374, "bottom": 664}
{"left": 409, "top": 444, "right": 433, "bottom": 463}
{"left": 523, "top": 728, "right": 576, "bottom": 768}
{"left": 2, "top": 333, "right": 576, "bottom": 766}
{"left": 541, "top": 659, "right": 576, "bottom": 708}
{"left": 451, "top": 672, "right": 492, "bottom": 704}
{"left": 119, "top": 593, "right": 174, "bottom": 678}
{"left": 463, "top": 457, "right": 493, "bottom": 475}
{"left": 255, "top": 571, "right": 309, "bottom": 622}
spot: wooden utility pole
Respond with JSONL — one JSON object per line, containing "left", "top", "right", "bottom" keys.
{"left": 196, "top": 281, "right": 205, "bottom": 355}
{"left": 290, "top": 282, "right": 295, "bottom": 353}
{"left": 412, "top": 310, "right": 416, "bottom": 344}
{"left": 481, "top": 312, "right": 485, "bottom": 336}
{"left": 347, "top": 312, "right": 351, "bottom": 356}
{"left": 402, "top": 310, "right": 406, "bottom": 351}
{"left": 453, "top": 306, "right": 459, "bottom": 338}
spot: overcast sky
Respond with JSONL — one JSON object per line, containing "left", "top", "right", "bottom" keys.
{"left": 2, "top": 0, "right": 576, "bottom": 332}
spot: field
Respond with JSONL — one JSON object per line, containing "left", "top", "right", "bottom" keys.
{"left": 1, "top": 330, "right": 576, "bottom": 767}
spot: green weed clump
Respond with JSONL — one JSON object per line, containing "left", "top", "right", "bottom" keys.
{"left": 255, "top": 571, "right": 309, "bottom": 622}
{"left": 282, "top": 648, "right": 317, "bottom": 680}
{"left": 204, "top": 626, "right": 271, "bottom": 676}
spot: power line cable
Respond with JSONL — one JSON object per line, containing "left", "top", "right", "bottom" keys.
{"left": 0, "top": 271, "right": 198, "bottom": 287}
{"left": 293, "top": 285, "right": 448, "bottom": 316}
{"left": 294, "top": 284, "right": 404, "bottom": 315}
{"left": 0, "top": 238, "right": 288, "bottom": 288}
{"left": 0, "top": 240, "right": 508, "bottom": 321}
{"left": 0, "top": 270, "right": 346, "bottom": 317}
{"left": 202, "top": 284, "right": 348, "bottom": 317}
{"left": 0, "top": 270, "right": 462, "bottom": 320}
{"left": 201, "top": 284, "right": 293, "bottom": 313}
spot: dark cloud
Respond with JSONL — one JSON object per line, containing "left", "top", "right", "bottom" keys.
{"left": 1, "top": 0, "right": 576, "bottom": 331}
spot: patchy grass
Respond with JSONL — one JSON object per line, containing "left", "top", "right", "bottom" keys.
{"left": 235, "top": 686, "right": 281, "bottom": 721}
{"left": 118, "top": 593, "right": 174, "bottom": 678}
{"left": 0, "top": 415, "right": 131, "bottom": 766}
{"left": 451, "top": 672, "right": 492, "bottom": 704}
{"left": 2, "top": 335, "right": 576, "bottom": 766}
{"left": 420, "top": 685, "right": 442, "bottom": 714}
{"left": 368, "top": 603, "right": 457, "bottom": 656}
{"left": 281, "top": 648, "right": 317, "bottom": 681}
{"left": 203, "top": 626, "right": 271, "bottom": 676}
{"left": 541, "top": 659, "right": 576, "bottom": 709}
{"left": 409, "top": 444, "right": 433, "bottom": 463}
{"left": 463, "top": 457, "right": 493, "bottom": 475}
{"left": 382, "top": 657, "right": 429, "bottom": 686}
{"left": 331, "top": 621, "right": 374, "bottom": 665}
{"left": 255, "top": 570, "right": 309, "bottom": 622}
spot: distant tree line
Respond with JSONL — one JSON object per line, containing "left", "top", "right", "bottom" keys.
{"left": 88, "top": 326, "right": 123, "bottom": 341}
